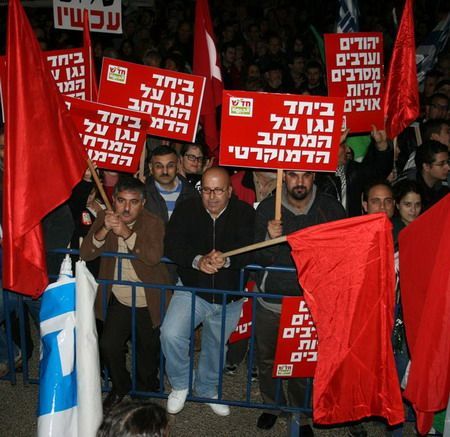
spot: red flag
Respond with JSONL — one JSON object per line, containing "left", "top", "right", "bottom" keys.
{"left": 384, "top": 0, "right": 419, "bottom": 139}
{"left": 83, "top": 9, "right": 98, "bottom": 101}
{"left": 3, "top": 0, "right": 87, "bottom": 298}
{"left": 193, "top": 0, "right": 223, "bottom": 157}
{"left": 399, "top": 195, "right": 450, "bottom": 435}
{"left": 287, "top": 214, "right": 404, "bottom": 426}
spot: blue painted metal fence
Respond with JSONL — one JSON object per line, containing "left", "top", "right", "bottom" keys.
{"left": 1, "top": 250, "right": 313, "bottom": 436}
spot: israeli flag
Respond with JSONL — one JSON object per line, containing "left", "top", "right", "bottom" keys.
{"left": 38, "top": 258, "right": 102, "bottom": 437}
{"left": 337, "top": 0, "right": 360, "bottom": 33}
{"left": 38, "top": 276, "right": 77, "bottom": 437}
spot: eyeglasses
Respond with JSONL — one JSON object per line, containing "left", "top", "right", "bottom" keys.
{"left": 431, "top": 159, "right": 450, "bottom": 167}
{"left": 199, "top": 187, "right": 227, "bottom": 196}
{"left": 184, "top": 153, "right": 205, "bottom": 163}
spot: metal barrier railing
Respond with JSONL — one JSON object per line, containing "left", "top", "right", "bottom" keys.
{"left": 1, "top": 249, "right": 312, "bottom": 436}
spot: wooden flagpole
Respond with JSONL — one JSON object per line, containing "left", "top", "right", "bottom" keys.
{"left": 87, "top": 159, "right": 112, "bottom": 211}
{"left": 275, "top": 169, "right": 283, "bottom": 220}
{"left": 222, "top": 235, "right": 287, "bottom": 258}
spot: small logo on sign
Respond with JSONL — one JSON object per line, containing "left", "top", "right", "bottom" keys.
{"left": 107, "top": 65, "right": 128, "bottom": 84}
{"left": 276, "top": 364, "right": 293, "bottom": 377}
{"left": 229, "top": 98, "right": 253, "bottom": 117}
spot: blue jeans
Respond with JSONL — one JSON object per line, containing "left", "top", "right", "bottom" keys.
{"left": 160, "top": 290, "right": 243, "bottom": 398}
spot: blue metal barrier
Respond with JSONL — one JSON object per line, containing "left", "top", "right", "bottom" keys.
{"left": 1, "top": 249, "right": 312, "bottom": 436}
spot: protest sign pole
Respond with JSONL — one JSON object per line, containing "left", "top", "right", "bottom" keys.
{"left": 87, "top": 158, "right": 112, "bottom": 210}
{"left": 275, "top": 169, "right": 283, "bottom": 220}
{"left": 138, "top": 145, "right": 146, "bottom": 182}
{"left": 222, "top": 235, "right": 287, "bottom": 258}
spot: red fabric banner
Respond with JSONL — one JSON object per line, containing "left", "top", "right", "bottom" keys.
{"left": 220, "top": 91, "right": 344, "bottom": 172}
{"left": 384, "top": 0, "right": 419, "bottom": 139}
{"left": 287, "top": 214, "right": 404, "bottom": 426}
{"left": 65, "top": 97, "right": 150, "bottom": 173}
{"left": 98, "top": 58, "right": 205, "bottom": 143}
{"left": 3, "top": 0, "right": 87, "bottom": 297}
{"left": 273, "top": 297, "right": 318, "bottom": 378}
{"left": 325, "top": 32, "right": 384, "bottom": 133}
{"left": 193, "top": 0, "right": 223, "bottom": 157}
{"left": 399, "top": 195, "right": 450, "bottom": 435}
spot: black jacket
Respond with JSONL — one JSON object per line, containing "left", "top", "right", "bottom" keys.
{"left": 253, "top": 191, "right": 346, "bottom": 300}
{"left": 164, "top": 195, "right": 255, "bottom": 303}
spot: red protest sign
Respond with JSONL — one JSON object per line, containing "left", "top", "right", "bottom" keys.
{"left": 273, "top": 297, "right": 318, "bottom": 378}
{"left": 325, "top": 32, "right": 384, "bottom": 133}
{"left": 220, "top": 91, "right": 344, "bottom": 172}
{"left": 98, "top": 58, "right": 206, "bottom": 142}
{"left": 229, "top": 297, "right": 253, "bottom": 344}
{"left": 45, "top": 48, "right": 93, "bottom": 100}
{"left": 229, "top": 281, "right": 256, "bottom": 344}
{"left": 65, "top": 97, "right": 150, "bottom": 173}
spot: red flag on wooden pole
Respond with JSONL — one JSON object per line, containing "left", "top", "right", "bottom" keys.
{"left": 287, "top": 214, "right": 404, "bottom": 426}
{"left": 193, "top": 0, "right": 223, "bottom": 158}
{"left": 83, "top": 9, "right": 98, "bottom": 102}
{"left": 3, "top": 0, "right": 87, "bottom": 297}
{"left": 384, "top": 0, "right": 419, "bottom": 139}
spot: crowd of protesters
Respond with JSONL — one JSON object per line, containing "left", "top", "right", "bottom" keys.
{"left": 0, "top": 0, "right": 449, "bottom": 436}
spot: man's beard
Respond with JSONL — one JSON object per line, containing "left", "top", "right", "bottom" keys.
{"left": 289, "top": 185, "right": 309, "bottom": 200}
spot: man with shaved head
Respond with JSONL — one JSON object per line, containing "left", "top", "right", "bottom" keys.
{"left": 161, "top": 167, "right": 255, "bottom": 416}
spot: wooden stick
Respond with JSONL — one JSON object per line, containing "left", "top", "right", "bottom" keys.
{"left": 138, "top": 145, "right": 146, "bottom": 182}
{"left": 275, "top": 169, "right": 283, "bottom": 220}
{"left": 87, "top": 159, "right": 113, "bottom": 211}
{"left": 412, "top": 122, "right": 422, "bottom": 146}
{"left": 222, "top": 235, "right": 287, "bottom": 258}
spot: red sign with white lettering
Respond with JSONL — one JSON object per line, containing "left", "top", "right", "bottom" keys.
{"left": 229, "top": 281, "right": 256, "bottom": 344}
{"left": 45, "top": 48, "right": 93, "bottom": 100}
{"left": 273, "top": 297, "right": 318, "bottom": 378}
{"left": 0, "top": 47, "right": 94, "bottom": 121}
{"left": 220, "top": 91, "right": 344, "bottom": 172}
{"left": 65, "top": 97, "right": 150, "bottom": 173}
{"left": 98, "top": 58, "right": 206, "bottom": 142}
{"left": 325, "top": 32, "right": 384, "bottom": 133}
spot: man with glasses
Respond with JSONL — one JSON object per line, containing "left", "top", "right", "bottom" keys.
{"left": 145, "top": 145, "right": 197, "bottom": 224}
{"left": 161, "top": 167, "right": 255, "bottom": 416}
{"left": 178, "top": 142, "right": 211, "bottom": 187}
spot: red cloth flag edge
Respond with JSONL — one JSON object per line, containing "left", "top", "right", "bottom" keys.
{"left": 399, "top": 195, "right": 450, "bottom": 435}
{"left": 287, "top": 214, "right": 404, "bottom": 426}
{"left": 384, "top": 0, "right": 419, "bottom": 139}
{"left": 3, "top": 0, "right": 87, "bottom": 297}
{"left": 193, "top": 0, "right": 223, "bottom": 158}
{"left": 83, "top": 9, "right": 98, "bottom": 102}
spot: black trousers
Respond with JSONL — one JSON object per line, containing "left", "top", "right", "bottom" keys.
{"left": 100, "top": 295, "right": 160, "bottom": 396}
{"left": 255, "top": 301, "right": 306, "bottom": 415}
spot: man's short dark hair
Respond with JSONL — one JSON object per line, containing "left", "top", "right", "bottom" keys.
{"left": 415, "top": 139, "right": 448, "bottom": 171}
{"left": 113, "top": 176, "right": 146, "bottom": 200}
{"left": 420, "top": 119, "right": 449, "bottom": 142}
{"left": 97, "top": 400, "right": 168, "bottom": 437}
{"left": 180, "top": 142, "right": 208, "bottom": 158}
{"left": 362, "top": 179, "right": 393, "bottom": 202}
{"left": 150, "top": 145, "right": 178, "bottom": 160}
{"left": 305, "top": 60, "right": 323, "bottom": 72}
{"left": 428, "top": 92, "right": 449, "bottom": 106}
